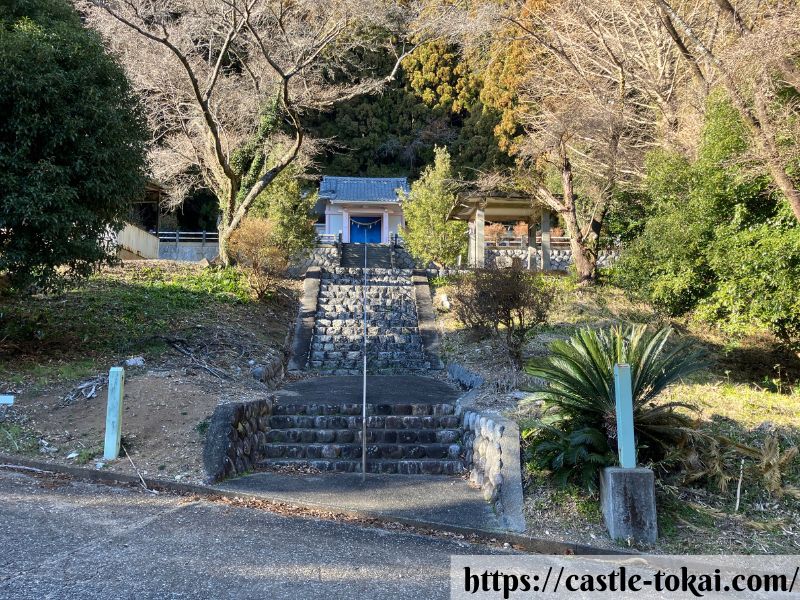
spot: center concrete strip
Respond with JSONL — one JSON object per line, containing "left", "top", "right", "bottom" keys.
{"left": 412, "top": 269, "right": 444, "bottom": 369}
{"left": 217, "top": 472, "right": 504, "bottom": 531}
{"left": 0, "top": 470, "right": 510, "bottom": 600}
{"left": 287, "top": 266, "right": 321, "bottom": 372}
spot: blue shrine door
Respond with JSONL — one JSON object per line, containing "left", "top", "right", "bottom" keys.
{"left": 349, "top": 216, "right": 382, "bottom": 244}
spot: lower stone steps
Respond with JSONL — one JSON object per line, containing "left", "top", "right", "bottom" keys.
{"left": 258, "top": 398, "right": 465, "bottom": 476}
{"left": 269, "top": 413, "right": 461, "bottom": 430}
{"left": 264, "top": 428, "right": 461, "bottom": 444}
{"left": 262, "top": 442, "right": 459, "bottom": 460}
{"left": 259, "top": 458, "right": 465, "bottom": 475}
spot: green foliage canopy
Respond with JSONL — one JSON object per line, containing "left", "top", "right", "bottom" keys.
{"left": 250, "top": 164, "right": 317, "bottom": 258}
{"left": 0, "top": 0, "right": 148, "bottom": 291}
{"left": 613, "top": 93, "right": 800, "bottom": 349}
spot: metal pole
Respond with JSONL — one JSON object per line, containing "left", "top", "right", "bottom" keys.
{"left": 361, "top": 227, "right": 368, "bottom": 481}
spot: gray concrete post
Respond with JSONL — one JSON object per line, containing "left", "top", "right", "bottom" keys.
{"left": 599, "top": 364, "right": 658, "bottom": 543}
{"left": 467, "top": 222, "right": 475, "bottom": 267}
{"left": 600, "top": 467, "right": 658, "bottom": 544}
{"left": 475, "top": 204, "right": 485, "bottom": 268}
{"left": 527, "top": 219, "right": 536, "bottom": 270}
{"left": 541, "top": 211, "right": 551, "bottom": 271}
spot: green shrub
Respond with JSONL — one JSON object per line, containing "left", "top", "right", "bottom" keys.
{"left": 523, "top": 325, "right": 705, "bottom": 489}
{"left": 0, "top": 0, "right": 147, "bottom": 291}
{"left": 524, "top": 424, "right": 615, "bottom": 490}
{"left": 613, "top": 93, "right": 778, "bottom": 319}
{"left": 399, "top": 147, "right": 468, "bottom": 267}
{"left": 698, "top": 221, "right": 800, "bottom": 350}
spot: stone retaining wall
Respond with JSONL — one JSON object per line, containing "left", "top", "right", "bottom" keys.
{"left": 450, "top": 362, "right": 526, "bottom": 532}
{"left": 250, "top": 352, "right": 285, "bottom": 387}
{"left": 461, "top": 410, "right": 525, "bottom": 531}
{"left": 485, "top": 248, "right": 530, "bottom": 269}
{"left": 288, "top": 245, "right": 340, "bottom": 277}
{"left": 392, "top": 245, "right": 424, "bottom": 270}
{"left": 203, "top": 398, "right": 273, "bottom": 482}
{"left": 486, "top": 247, "right": 620, "bottom": 271}
{"left": 463, "top": 411, "right": 505, "bottom": 502}
{"left": 447, "top": 362, "right": 484, "bottom": 389}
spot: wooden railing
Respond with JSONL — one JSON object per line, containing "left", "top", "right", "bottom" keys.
{"left": 485, "top": 235, "right": 571, "bottom": 249}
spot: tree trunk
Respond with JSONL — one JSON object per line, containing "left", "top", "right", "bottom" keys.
{"left": 753, "top": 88, "right": 800, "bottom": 222}
{"left": 559, "top": 152, "right": 597, "bottom": 285}
{"left": 218, "top": 227, "right": 231, "bottom": 266}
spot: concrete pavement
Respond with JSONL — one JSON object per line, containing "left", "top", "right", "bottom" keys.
{"left": 219, "top": 471, "right": 505, "bottom": 530}
{"left": 0, "top": 469, "right": 511, "bottom": 599}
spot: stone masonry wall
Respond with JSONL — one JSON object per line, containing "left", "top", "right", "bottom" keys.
{"left": 486, "top": 247, "right": 620, "bottom": 271}
{"left": 485, "top": 248, "right": 529, "bottom": 269}
{"left": 288, "top": 246, "right": 340, "bottom": 277}
{"left": 309, "top": 268, "right": 432, "bottom": 374}
{"left": 392, "top": 244, "right": 423, "bottom": 270}
{"left": 203, "top": 398, "right": 273, "bottom": 482}
{"left": 249, "top": 352, "right": 285, "bottom": 387}
{"left": 462, "top": 411, "right": 506, "bottom": 503}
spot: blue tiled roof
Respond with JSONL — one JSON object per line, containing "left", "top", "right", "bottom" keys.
{"left": 319, "top": 176, "right": 408, "bottom": 202}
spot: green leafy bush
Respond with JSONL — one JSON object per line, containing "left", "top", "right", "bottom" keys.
{"left": 523, "top": 325, "right": 705, "bottom": 489}
{"left": 399, "top": 146, "right": 468, "bottom": 267}
{"left": 250, "top": 164, "right": 317, "bottom": 259}
{"left": 698, "top": 220, "right": 800, "bottom": 349}
{"left": 612, "top": 92, "right": 799, "bottom": 348}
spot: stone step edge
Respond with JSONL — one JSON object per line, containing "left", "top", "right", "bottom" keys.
{"left": 257, "top": 458, "right": 466, "bottom": 475}
{"left": 272, "top": 403, "right": 459, "bottom": 416}
{"left": 269, "top": 416, "right": 462, "bottom": 428}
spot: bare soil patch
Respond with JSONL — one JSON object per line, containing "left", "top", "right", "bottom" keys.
{"left": 0, "top": 261, "right": 299, "bottom": 484}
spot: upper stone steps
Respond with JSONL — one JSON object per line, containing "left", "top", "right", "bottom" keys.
{"left": 340, "top": 244, "right": 393, "bottom": 269}
{"left": 309, "top": 266, "right": 435, "bottom": 374}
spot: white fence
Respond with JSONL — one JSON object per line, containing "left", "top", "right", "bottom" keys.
{"left": 117, "top": 223, "right": 159, "bottom": 259}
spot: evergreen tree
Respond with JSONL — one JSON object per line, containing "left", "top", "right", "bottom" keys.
{"left": 0, "top": 0, "right": 147, "bottom": 291}
{"left": 399, "top": 146, "right": 467, "bottom": 266}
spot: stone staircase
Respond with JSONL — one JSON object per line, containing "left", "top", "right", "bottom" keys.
{"left": 340, "top": 243, "right": 392, "bottom": 268}
{"left": 258, "top": 400, "right": 464, "bottom": 474}
{"left": 308, "top": 267, "right": 437, "bottom": 374}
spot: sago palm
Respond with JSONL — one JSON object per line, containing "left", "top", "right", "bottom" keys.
{"left": 526, "top": 324, "right": 705, "bottom": 463}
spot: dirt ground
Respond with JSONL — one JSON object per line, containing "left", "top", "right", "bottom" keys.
{"left": 7, "top": 366, "right": 274, "bottom": 484}
{"left": 1, "top": 262, "right": 300, "bottom": 484}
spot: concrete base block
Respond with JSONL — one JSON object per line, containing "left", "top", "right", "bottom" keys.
{"left": 600, "top": 467, "right": 657, "bottom": 544}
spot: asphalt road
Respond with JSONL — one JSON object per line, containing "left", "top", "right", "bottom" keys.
{"left": 0, "top": 469, "right": 508, "bottom": 599}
